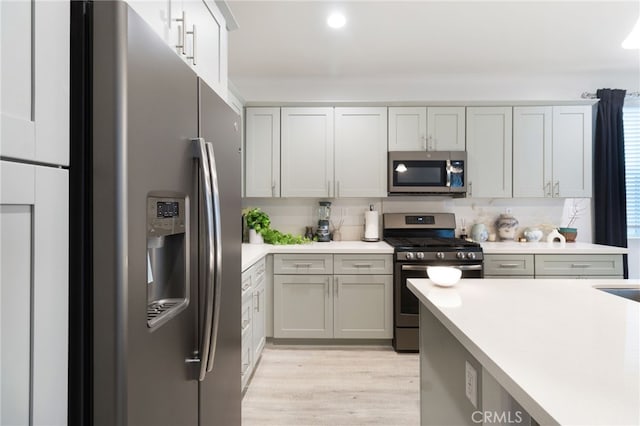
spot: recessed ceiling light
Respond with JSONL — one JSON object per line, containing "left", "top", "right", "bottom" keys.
{"left": 327, "top": 12, "right": 346, "bottom": 29}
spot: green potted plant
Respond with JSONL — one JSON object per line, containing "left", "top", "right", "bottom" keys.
{"left": 243, "top": 208, "right": 270, "bottom": 244}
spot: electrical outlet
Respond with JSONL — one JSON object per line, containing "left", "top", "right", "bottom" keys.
{"left": 465, "top": 361, "right": 478, "bottom": 408}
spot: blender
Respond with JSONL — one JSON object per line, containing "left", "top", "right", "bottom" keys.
{"left": 316, "top": 201, "right": 331, "bottom": 242}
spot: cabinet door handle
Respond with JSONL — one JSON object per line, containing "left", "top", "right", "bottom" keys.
{"left": 173, "top": 11, "right": 186, "bottom": 54}
{"left": 554, "top": 181, "right": 560, "bottom": 197}
{"left": 498, "top": 263, "right": 520, "bottom": 268}
{"left": 571, "top": 263, "right": 591, "bottom": 268}
{"left": 353, "top": 263, "right": 372, "bottom": 267}
{"left": 335, "top": 277, "right": 339, "bottom": 297}
{"left": 468, "top": 181, "right": 473, "bottom": 197}
{"left": 186, "top": 25, "right": 197, "bottom": 65}
{"left": 421, "top": 135, "right": 427, "bottom": 151}
{"left": 428, "top": 135, "right": 434, "bottom": 151}
{"left": 271, "top": 181, "right": 276, "bottom": 197}
{"left": 545, "top": 181, "right": 552, "bottom": 197}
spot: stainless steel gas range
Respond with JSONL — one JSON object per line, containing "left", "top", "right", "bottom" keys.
{"left": 383, "top": 213, "right": 484, "bottom": 352}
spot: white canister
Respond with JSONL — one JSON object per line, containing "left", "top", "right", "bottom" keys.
{"left": 249, "top": 229, "right": 264, "bottom": 244}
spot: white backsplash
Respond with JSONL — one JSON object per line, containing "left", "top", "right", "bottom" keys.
{"left": 242, "top": 197, "right": 593, "bottom": 243}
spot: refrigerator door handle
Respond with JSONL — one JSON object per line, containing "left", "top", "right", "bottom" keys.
{"left": 204, "top": 141, "right": 223, "bottom": 375}
{"left": 192, "top": 138, "right": 215, "bottom": 381}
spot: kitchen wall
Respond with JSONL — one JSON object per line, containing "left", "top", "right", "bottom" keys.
{"left": 242, "top": 197, "right": 592, "bottom": 243}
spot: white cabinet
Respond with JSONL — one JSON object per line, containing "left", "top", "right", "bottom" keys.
{"left": 388, "top": 107, "right": 465, "bottom": 151}
{"left": 182, "top": 0, "right": 228, "bottom": 98}
{"left": 273, "top": 254, "right": 393, "bottom": 339}
{"left": 274, "top": 275, "right": 334, "bottom": 338}
{"left": 281, "top": 107, "right": 334, "bottom": 197}
{"left": 240, "top": 257, "right": 267, "bottom": 391}
{"left": 334, "top": 107, "right": 387, "bottom": 197}
{"left": 333, "top": 275, "right": 393, "bottom": 339}
{"left": 466, "top": 107, "right": 513, "bottom": 198}
{"left": 1, "top": 0, "right": 69, "bottom": 165}
{"left": 1, "top": 161, "right": 69, "bottom": 425}
{"left": 127, "top": 0, "right": 228, "bottom": 99}
{"left": 244, "top": 108, "right": 281, "bottom": 197}
{"left": 513, "top": 106, "right": 592, "bottom": 198}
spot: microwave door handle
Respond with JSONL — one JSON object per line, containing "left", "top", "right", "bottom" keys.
{"left": 192, "top": 138, "right": 214, "bottom": 381}
{"left": 205, "top": 142, "right": 223, "bottom": 374}
{"left": 445, "top": 159, "right": 452, "bottom": 187}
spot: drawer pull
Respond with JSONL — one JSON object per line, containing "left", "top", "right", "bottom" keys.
{"left": 571, "top": 263, "right": 591, "bottom": 268}
{"left": 242, "top": 320, "right": 250, "bottom": 329}
{"left": 498, "top": 263, "right": 520, "bottom": 268}
{"left": 353, "top": 263, "right": 373, "bottom": 267}
{"left": 294, "top": 263, "right": 313, "bottom": 267}
{"left": 241, "top": 362, "right": 250, "bottom": 375}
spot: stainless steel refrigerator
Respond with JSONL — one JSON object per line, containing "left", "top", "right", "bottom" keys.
{"left": 69, "top": 2, "right": 241, "bottom": 424}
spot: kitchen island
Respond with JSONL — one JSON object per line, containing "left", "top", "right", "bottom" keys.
{"left": 407, "top": 277, "right": 640, "bottom": 425}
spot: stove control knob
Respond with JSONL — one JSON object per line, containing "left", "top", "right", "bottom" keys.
{"left": 416, "top": 252, "right": 425, "bottom": 260}
{"left": 436, "top": 252, "right": 445, "bottom": 260}
{"left": 405, "top": 252, "right": 415, "bottom": 260}
{"left": 456, "top": 252, "right": 465, "bottom": 260}
{"left": 467, "top": 252, "right": 476, "bottom": 260}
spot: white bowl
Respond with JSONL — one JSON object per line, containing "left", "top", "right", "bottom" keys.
{"left": 427, "top": 266, "right": 462, "bottom": 287}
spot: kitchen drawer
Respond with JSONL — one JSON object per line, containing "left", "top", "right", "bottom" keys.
{"left": 534, "top": 254, "right": 623, "bottom": 277}
{"left": 484, "top": 254, "right": 534, "bottom": 276}
{"left": 241, "top": 291, "right": 253, "bottom": 337}
{"left": 241, "top": 331, "right": 253, "bottom": 391}
{"left": 333, "top": 254, "right": 393, "bottom": 275}
{"left": 273, "top": 254, "right": 333, "bottom": 274}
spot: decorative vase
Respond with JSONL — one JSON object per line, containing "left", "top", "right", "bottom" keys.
{"left": 558, "top": 227, "right": 577, "bottom": 242}
{"left": 495, "top": 214, "right": 519, "bottom": 241}
{"left": 547, "top": 228, "right": 566, "bottom": 243}
{"left": 249, "top": 229, "right": 263, "bottom": 244}
{"left": 523, "top": 227, "right": 543, "bottom": 242}
{"left": 470, "top": 223, "right": 489, "bottom": 242}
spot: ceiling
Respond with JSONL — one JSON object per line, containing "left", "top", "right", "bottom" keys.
{"left": 226, "top": 1, "right": 640, "bottom": 102}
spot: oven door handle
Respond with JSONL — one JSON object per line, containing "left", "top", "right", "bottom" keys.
{"left": 401, "top": 264, "right": 483, "bottom": 272}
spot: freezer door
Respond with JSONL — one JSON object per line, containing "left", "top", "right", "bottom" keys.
{"left": 92, "top": 3, "right": 199, "bottom": 425}
{"left": 197, "top": 78, "right": 242, "bottom": 426}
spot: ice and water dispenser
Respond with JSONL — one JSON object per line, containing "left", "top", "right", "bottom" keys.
{"left": 146, "top": 195, "right": 189, "bottom": 329}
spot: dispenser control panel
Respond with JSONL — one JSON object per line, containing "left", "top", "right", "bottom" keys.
{"left": 147, "top": 196, "right": 186, "bottom": 237}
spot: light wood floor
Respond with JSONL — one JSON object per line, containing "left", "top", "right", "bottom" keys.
{"left": 241, "top": 344, "right": 420, "bottom": 426}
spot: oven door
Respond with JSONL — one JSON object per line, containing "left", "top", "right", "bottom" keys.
{"left": 395, "top": 263, "right": 483, "bottom": 327}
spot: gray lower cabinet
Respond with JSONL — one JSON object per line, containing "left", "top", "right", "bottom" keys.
{"left": 484, "top": 253, "right": 624, "bottom": 279}
{"left": 333, "top": 275, "right": 393, "bottom": 338}
{"left": 484, "top": 254, "right": 534, "bottom": 278}
{"left": 534, "top": 254, "right": 623, "bottom": 278}
{"left": 274, "top": 274, "right": 334, "bottom": 338}
{"left": 273, "top": 253, "right": 393, "bottom": 339}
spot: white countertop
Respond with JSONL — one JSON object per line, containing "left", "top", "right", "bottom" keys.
{"left": 242, "top": 241, "right": 394, "bottom": 271}
{"left": 481, "top": 241, "right": 628, "bottom": 254}
{"left": 407, "top": 277, "right": 640, "bottom": 425}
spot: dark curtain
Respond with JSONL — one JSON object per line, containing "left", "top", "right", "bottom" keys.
{"left": 594, "top": 88, "right": 628, "bottom": 278}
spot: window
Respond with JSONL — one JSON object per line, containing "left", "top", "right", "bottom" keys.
{"left": 624, "top": 104, "right": 640, "bottom": 238}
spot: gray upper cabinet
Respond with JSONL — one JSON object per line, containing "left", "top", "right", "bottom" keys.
{"left": 244, "top": 107, "right": 281, "bottom": 197}
{"left": 513, "top": 106, "right": 592, "bottom": 198}
{"left": 280, "top": 107, "right": 335, "bottom": 197}
{"left": 334, "top": 107, "right": 388, "bottom": 197}
{"left": 388, "top": 107, "right": 465, "bottom": 151}
{"left": 466, "top": 107, "right": 513, "bottom": 198}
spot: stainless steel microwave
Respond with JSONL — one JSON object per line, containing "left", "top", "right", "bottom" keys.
{"left": 388, "top": 151, "right": 466, "bottom": 195}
